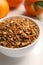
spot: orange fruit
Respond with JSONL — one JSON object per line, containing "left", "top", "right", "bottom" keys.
{"left": 0, "top": 0, "right": 9, "bottom": 18}
{"left": 7, "top": 0, "right": 22, "bottom": 8}
{"left": 24, "top": 0, "right": 43, "bottom": 19}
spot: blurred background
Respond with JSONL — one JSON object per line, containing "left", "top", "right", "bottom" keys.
{"left": 0, "top": 0, "right": 43, "bottom": 21}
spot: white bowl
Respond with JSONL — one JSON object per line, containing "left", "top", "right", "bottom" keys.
{"left": 0, "top": 16, "right": 40, "bottom": 57}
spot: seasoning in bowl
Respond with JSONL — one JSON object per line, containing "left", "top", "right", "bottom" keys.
{"left": 0, "top": 17, "right": 39, "bottom": 48}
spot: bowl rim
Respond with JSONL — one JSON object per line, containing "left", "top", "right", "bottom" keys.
{"left": 0, "top": 15, "right": 40, "bottom": 50}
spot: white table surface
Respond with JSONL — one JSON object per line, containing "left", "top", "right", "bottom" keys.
{"left": 0, "top": 4, "right": 43, "bottom": 65}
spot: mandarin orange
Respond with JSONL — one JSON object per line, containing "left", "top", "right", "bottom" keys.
{"left": 0, "top": 0, "right": 9, "bottom": 18}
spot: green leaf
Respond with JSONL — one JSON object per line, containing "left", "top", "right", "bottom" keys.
{"left": 35, "top": 1, "right": 43, "bottom": 9}
{"left": 31, "top": 4, "right": 40, "bottom": 20}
